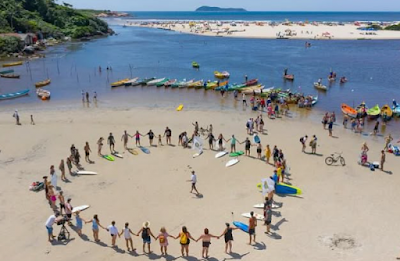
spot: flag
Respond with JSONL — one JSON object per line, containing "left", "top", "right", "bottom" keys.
{"left": 192, "top": 136, "right": 203, "bottom": 152}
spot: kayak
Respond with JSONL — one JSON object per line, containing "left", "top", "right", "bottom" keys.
{"left": 367, "top": 104, "right": 380, "bottom": 119}
{"left": 110, "top": 78, "right": 129, "bottom": 87}
{"left": 0, "top": 89, "right": 29, "bottom": 100}
{"left": 341, "top": 103, "right": 357, "bottom": 118}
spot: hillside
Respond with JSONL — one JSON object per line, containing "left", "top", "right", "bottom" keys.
{"left": 195, "top": 6, "right": 247, "bottom": 12}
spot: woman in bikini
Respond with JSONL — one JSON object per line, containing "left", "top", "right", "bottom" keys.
{"left": 217, "top": 134, "right": 227, "bottom": 151}
{"left": 85, "top": 214, "right": 106, "bottom": 242}
{"left": 97, "top": 137, "right": 104, "bottom": 156}
{"left": 84, "top": 142, "right": 92, "bottom": 163}
{"left": 196, "top": 228, "right": 219, "bottom": 258}
{"left": 134, "top": 131, "right": 143, "bottom": 146}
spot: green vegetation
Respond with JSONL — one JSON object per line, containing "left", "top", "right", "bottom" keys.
{"left": 0, "top": 0, "right": 110, "bottom": 38}
{"left": 0, "top": 36, "right": 21, "bottom": 55}
{"left": 385, "top": 23, "right": 400, "bottom": 31}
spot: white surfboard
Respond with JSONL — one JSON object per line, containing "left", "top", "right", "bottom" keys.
{"left": 253, "top": 203, "right": 280, "bottom": 209}
{"left": 76, "top": 171, "right": 98, "bottom": 175}
{"left": 226, "top": 158, "right": 239, "bottom": 167}
{"left": 215, "top": 151, "right": 228, "bottom": 158}
{"left": 72, "top": 205, "right": 90, "bottom": 213}
{"left": 112, "top": 152, "right": 123, "bottom": 159}
{"left": 241, "top": 212, "right": 264, "bottom": 221}
{"left": 193, "top": 150, "right": 203, "bottom": 158}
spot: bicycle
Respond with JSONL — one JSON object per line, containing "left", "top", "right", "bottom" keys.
{"left": 325, "top": 152, "right": 345, "bottom": 166}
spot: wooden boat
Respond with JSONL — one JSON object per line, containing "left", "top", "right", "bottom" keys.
{"left": 179, "top": 79, "right": 194, "bottom": 88}
{"left": 0, "top": 89, "right": 29, "bottom": 100}
{"left": 392, "top": 106, "right": 400, "bottom": 117}
{"left": 0, "top": 69, "right": 14, "bottom": 75}
{"left": 192, "top": 62, "right": 200, "bottom": 68}
{"left": 367, "top": 105, "right": 380, "bottom": 119}
{"left": 284, "top": 74, "right": 294, "bottom": 81}
{"left": 314, "top": 82, "right": 327, "bottom": 91}
{"left": 341, "top": 103, "right": 358, "bottom": 118}
{"left": 36, "top": 88, "right": 51, "bottom": 100}
{"left": 155, "top": 78, "right": 170, "bottom": 87}
{"left": 226, "top": 84, "right": 247, "bottom": 91}
{"left": 242, "top": 85, "right": 265, "bottom": 95}
{"left": 35, "top": 79, "right": 51, "bottom": 88}
{"left": 245, "top": 79, "right": 258, "bottom": 86}
{"left": 311, "top": 96, "right": 318, "bottom": 106}
{"left": 147, "top": 78, "right": 166, "bottom": 86}
{"left": 1, "top": 74, "right": 20, "bottom": 79}
{"left": 205, "top": 80, "right": 222, "bottom": 90}
{"left": 163, "top": 79, "right": 177, "bottom": 87}
{"left": 133, "top": 77, "right": 155, "bottom": 86}
{"left": 381, "top": 104, "right": 393, "bottom": 120}
{"left": 214, "top": 71, "right": 230, "bottom": 79}
{"left": 110, "top": 78, "right": 129, "bottom": 87}
{"left": 123, "top": 77, "right": 139, "bottom": 86}
{"left": 188, "top": 80, "right": 203, "bottom": 88}
{"left": 2, "top": 61, "right": 23, "bottom": 67}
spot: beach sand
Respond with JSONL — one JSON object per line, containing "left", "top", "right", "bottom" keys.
{"left": 0, "top": 105, "right": 399, "bottom": 261}
{"left": 129, "top": 22, "right": 400, "bottom": 40}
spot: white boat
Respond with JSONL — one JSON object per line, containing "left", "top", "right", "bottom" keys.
{"left": 179, "top": 79, "right": 194, "bottom": 88}
{"left": 36, "top": 88, "right": 51, "bottom": 100}
{"left": 124, "top": 77, "right": 139, "bottom": 86}
{"left": 146, "top": 77, "right": 166, "bottom": 86}
{"left": 314, "top": 82, "right": 327, "bottom": 91}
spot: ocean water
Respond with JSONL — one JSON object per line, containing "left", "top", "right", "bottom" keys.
{"left": 1, "top": 25, "right": 400, "bottom": 133}
{"left": 122, "top": 11, "right": 400, "bottom": 22}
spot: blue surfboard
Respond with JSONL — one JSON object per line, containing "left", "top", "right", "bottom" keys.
{"left": 138, "top": 146, "right": 150, "bottom": 154}
{"left": 233, "top": 221, "right": 249, "bottom": 233}
{"left": 275, "top": 183, "right": 302, "bottom": 195}
{"left": 253, "top": 135, "right": 260, "bottom": 144}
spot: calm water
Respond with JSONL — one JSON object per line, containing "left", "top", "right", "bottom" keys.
{"left": 122, "top": 11, "right": 400, "bottom": 22}
{"left": 1, "top": 25, "right": 400, "bottom": 132}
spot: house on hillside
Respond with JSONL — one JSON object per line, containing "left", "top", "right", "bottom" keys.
{"left": 0, "top": 33, "right": 37, "bottom": 46}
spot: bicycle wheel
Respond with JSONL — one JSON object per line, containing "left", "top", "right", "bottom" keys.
{"left": 340, "top": 157, "right": 346, "bottom": 166}
{"left": 325, "top": 157, "right": 334, "bottom": 165}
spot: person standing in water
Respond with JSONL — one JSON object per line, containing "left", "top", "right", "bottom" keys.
{"left": 196, "top": 228, "right": 219, "bottom": 259}
{"left": 121, "top": 131, "right": 131, "bottom": 150}
{"left": 219, "top": 223, "right": 238, "bottom": 254}
{"left": 108, "top": 133, "right": 115, "bottom": 153}
{"left": 119, "top": 222, "right": 137, "bottom": 252}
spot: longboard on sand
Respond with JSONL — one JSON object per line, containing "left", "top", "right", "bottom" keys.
{"left": 127, "top": 148, "right": 139, "bottom": 155}
{"left": 233, "top": 221, "right": 248, "bottom": 233}
{"left": 253, "top": 203, "right": 280, "bottom": 209}
{"left": 112, "top": 152, "right": 124, "bottom": 158}
{"left": 229, "top": 151, "right": 244, "bottom": 157}
{"left": 241, "top": 212, "right": 264, "bottom": 221}
{"left": 103, "top": 155, "right": 115, "bottom": 161}
{"left": 193, "top": 150, "right": 203, "bottom": 158}
{"left": 176, "top": 104, "right": 184, "bottom": 111}
{"left": 226, "top": 158, "right": 239, "bottom": 167}
{"left": 76, "top": 171, "right": 97, "bottom": 175}
{"left": 215, "top": 151, "right": 228, "bottom": 158}
{"left": 72, "top": 205, "right": 90, "bottom": 213}
{"left": 138, "top": 146, "right": 150, "bottom": 154}
{"left": 257, "top": 182, "right": 302, "bottom": 195}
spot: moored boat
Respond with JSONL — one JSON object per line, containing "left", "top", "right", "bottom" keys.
{"left": 367, "top": 105, "right": 380, "bottom": 119}
{"left": 392, "top": 106, "right": 400, "bottom": 117}
{"left": 381, "top": 104, "right": 393, "bottom": 120}
{"left": 192, "top": 62, "right": 200, "bottom": 68}
{"left": 241, "top": 85, "right": 264, "bottom": 95}
{"left": 314, "top": 82, "right": 327, "bottom": 91}
{"left": 284, "top": 74, "right": 294, "bottom": 81}
{"left": 188, "top": 80, "right": 203, "bottom": 88}
{"left": 0, "top": 69, "right": 14, "bottom": 75}
{"left": 0, "top": 89, "right": 29, "bottom": 100}
{"left": 36, "top": 88, "right": 51, "bottom": 100}
{"left": 311, "top": 96, "right": 318, "bottom": 106}
{"left": 2, "top": 61, "right": 23, "bottom": 67}
{"left": 147, "top": 77, "right": 166, "bottom": 86}
{"left": 134, "top": 77, "right": 156, "bottom": 86}
{"left": 163, "top": 79, "right": 177, "bottom": 87}
{"left": 123, "top": 77, "right": 139, "bottom": 86}
{"left": 244, "top": 79, "right": 258, "bottom": 86}
{"left": 214, "top": 71, "right": 230, "bottom": 79}
{"left": 35, "top": 79, "right": 51, "bottom": 88}
{"left": 110, "top": 78, "right": 130, "bottom": 87}
{"left": 0, "top": 74, "right": 20, "bottom": 79}
{"left": 341, "top": 103, "right": 358, "bottom": 118}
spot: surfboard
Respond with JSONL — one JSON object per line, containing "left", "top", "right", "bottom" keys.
{"left": 253, "top": 135, "right": 260, "bottom": 144}
{"left": 229, "top": 151, "right": 244, "bottom": 157}
{"left": 233, "top": 221, "right": 248, "bottom": 233}
{"left": 193, "top": 150, "right": 203, "bottom": 158}
{"left": 215, "top": 151, "right": 228, "bottom": 158}
{"left": 112, "top": 152, "right": 123, "bottom": 158}
{"left": 138, "top": 146, "right": 150, "bottom": 154}
{"left": 253, "top": 203, "right": 279, "bottom": 209}
{"left": 127, "top": 148, "right": 138, "bottom": 155}
{"left": 176, "top": 104, "right": 184, "bottom": 111}
{"left": 226, "top": 158, "right": 239, "bottom": 167}
{"left": 72, "top": 205, "right": 90, "bottom": 213}
{"left": 76, "top": 171, "right": 97, "bottom": 175}
{"left": 103, "top": 155, "right": 115, "bottom": 161}
{"left": 257, "top": 182, "right": 302, "bottom": 195}
{"left": 241, "top": 212, "right": 264, "bottom": 221}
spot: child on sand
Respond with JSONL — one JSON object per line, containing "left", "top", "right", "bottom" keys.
{"left": 137, "top": 221, "right": 156, "bottom": 254}
{"left": 196, "top": 228, "right": 219, "bottom": 259}
{"left": 156, "top": 227, "right": 175, "bottom": 255}
{"left": 158, "top": 134, "right": 163, "bottom": 146}
{"left": 119, "top": 222, "right": 137, "bottom": 251}
{"left": 59, "top": 159, "right": 65, "bottom": 181}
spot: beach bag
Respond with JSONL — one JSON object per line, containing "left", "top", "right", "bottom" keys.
{"left": 180, "top": 233, "right": 188, "bottom": 244}
{"left": 159, "top": 234, "right": 166, "bottom": 244}
{"left": 142, "top": 228, "right": 149, "bottom": 239}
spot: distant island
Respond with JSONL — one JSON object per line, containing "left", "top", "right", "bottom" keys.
{"left": 195, "top": 6, "right": 247, "bottom": 12}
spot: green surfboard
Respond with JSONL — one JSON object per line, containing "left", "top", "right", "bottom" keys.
{"left": 229, "top": 151, "right": 244, "bottom": 157}
{"left": 103, "top": 155, "right": 115, "bottom": 161}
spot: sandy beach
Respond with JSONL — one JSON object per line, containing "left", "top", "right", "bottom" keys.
{"left": 125, "top": 21, "right": 400, "bottom": 40}
{"left": 1, "top": 104, "right": 399, "bottom": 261}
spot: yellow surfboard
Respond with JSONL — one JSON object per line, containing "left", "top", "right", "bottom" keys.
{"left": 176, "top": 104, "right": 184, "bottom": 111}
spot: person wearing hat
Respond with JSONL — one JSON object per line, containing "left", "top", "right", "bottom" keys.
{"left": 188, "top": 171, "right": 199, "bottom": 195}
{"left": 136, "top": 221, "right": 156, "bottom": 253}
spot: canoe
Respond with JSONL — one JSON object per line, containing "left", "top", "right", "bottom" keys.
{"left": 227, "top": 84, "right": 246, "bottom": 91}
{"left": 36, "top": 88, "right": 51, "bottom": 100}
{"left": 146, "top": 78, "right": 166, "bottom": 86}
{"left": 0, "top": 74, "right": 20, "bottom": 79}
{"left": 381, "top": 104, "right": 393, "bottom": 119}
{"left": 314, "top": 82, "right": 327, "bottom": 91}
{"left": 163, "top": 79, "right": 177, "bottom": 87}
{"left": 0, "top": 69, "right": 14, "bottom": 75}
{"left": 192, "top": 62, "right": 200, "bottom": 68}
{"left": 123, "top": 77, "right": 139, "bottom": 86}
{"left": 341, "top": 103, "right": 358, "bottom": 118}
{"left": 134, "top": 77, "right": 155, "bottom": 86}
{"left": 155, "top": 78, "right": 170, "bottom": 87}
{"left": 2, "top": 61, "right": 23, "bottom": 67}
{"left": 284, "top": 74, "right": 294, "bottom": 81}
{"left": 110, "top": 78, "right": 129, "bottom": 87}
{"left": 367, "top": 104, "right": 380, "bottom": 119}
{"left": 35, "top": 79, "right": 51, "bottom": 88}
{"left": 241, "top": 85, "right": 264, "bottom": 95}
{"left": 245, "top": 79, "right": 258, "bottom": 86}
{"left": 0, "top": 89, "right": 29, "bottom": 100}
{"left": 214, "top": 71, "right": 230, "bottom": 79}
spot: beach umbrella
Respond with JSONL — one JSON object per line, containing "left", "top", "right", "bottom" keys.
{"left": 260, "top": 178, "right": 275, "bottom": 196}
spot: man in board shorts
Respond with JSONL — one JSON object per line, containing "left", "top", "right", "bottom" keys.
{"left": 248, "top": 211, "right": 257, "bottom": 245}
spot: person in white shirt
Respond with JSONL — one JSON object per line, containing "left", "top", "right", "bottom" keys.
{"left": 45, "top": 213, "right": 61, "bottom": 242}
{"left": 188, "top": 171, "right": 199, "bottom": 195}
{"left": 119, "top": 222, "right": 137, "bottom": 251}
{"left": 107, "top": 221, "right": 119, "bottom": 247}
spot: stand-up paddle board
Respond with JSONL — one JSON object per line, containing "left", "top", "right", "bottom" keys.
{"left": 103, "top": 155, "right": 115, "bottom": 161}
{"left": 72, "top": 205, "right": 90, "bottom": 213}
{"left": 233, "top": 221, "right": 248, "bottom": 233}
{"left": 241, "top": 212, "right": 265, "bottom": 221}
{"left": 226, "top": 158, "right": 239, "bottom": 167}
{"left": 112, "top": 152, "right": 124, "bottom": 158}
{"left": 176, "top": 104, "right": 184, "bottom": 111}
{"left": 193, "top": 150, "right": 203, "bottom": 158}
{"left": 229, "top": 151, "right": 244, "bottom": 157}
{"left": 76, "top": 171, "right": 97, "bottom": 175}
{"left": 253, "top": 203, "right": 279, "bottom": 209}
{"left": 138, "top": 146, "right": 150, "bottom": 154}
{"left": 127, "top": 148, "right": 138, "bottom": 155}
{"left": 215, "top": 151, "right": 228, "bottom": 158}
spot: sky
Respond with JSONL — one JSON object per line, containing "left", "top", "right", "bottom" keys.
{"left": 63, "top": 0, "right": 400, "bottom": 11}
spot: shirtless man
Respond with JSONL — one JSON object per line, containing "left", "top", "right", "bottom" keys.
{"left": 164, "top": 127, "right": 172, "bottom": 145}
{"left": 248, "top": 211, "right": 257, "bottom": 245}
{"left": 121, "top": 130, "right": 131, "bottom": 149}
{"left": 84, "top": 142, "right": 92, "bottom": 163}
{"left": 58, "top": 191, "right": 65, "bottom": 215}
{"left": 146, "top": 130, "right": 155, "bottom": 146}
{"left": 108, "top": 133, "right": 116, "bottom": 153}
{"left": 196, "top": 228, "right": 219, "bottom": 258}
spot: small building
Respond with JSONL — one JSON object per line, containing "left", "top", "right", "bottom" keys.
{"left": 0, "top": 33, "right": 37, "bottom": 46}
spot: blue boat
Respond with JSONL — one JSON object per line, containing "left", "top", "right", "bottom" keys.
{"left": 0, "top": 89, "right": 29, "bottom": 100}
{"left": 0, "top": 69, "right": 14, "bottom": 75}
